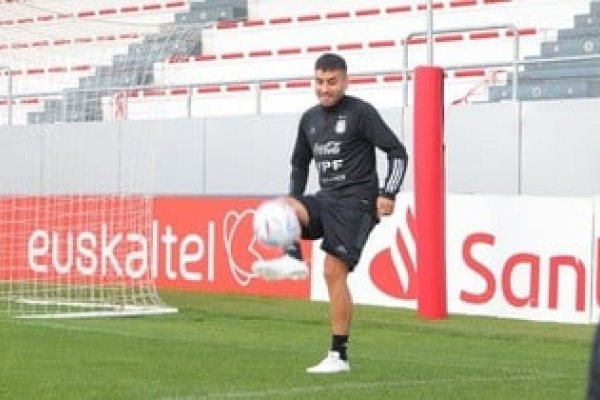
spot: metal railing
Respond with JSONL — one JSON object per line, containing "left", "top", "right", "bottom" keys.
{"left": 402, "top": 24, "right": 521, "bottom": 107}
{"left": 3, "top": 51, "right": 600, "bottom": 125}
{"left": 0, "top": 66, "right": 12, "bottom": 126}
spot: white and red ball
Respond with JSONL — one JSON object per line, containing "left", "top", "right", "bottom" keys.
{"left": 253, "top": 199, "right": 300, "bottom": 247}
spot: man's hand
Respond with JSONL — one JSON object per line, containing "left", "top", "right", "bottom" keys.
{"left": 376, "top": 196, "right": 395, "bottom": 218}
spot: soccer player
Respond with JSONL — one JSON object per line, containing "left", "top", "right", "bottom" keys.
{"left": 252, "top": 53, "right": 408, "bottom": 373}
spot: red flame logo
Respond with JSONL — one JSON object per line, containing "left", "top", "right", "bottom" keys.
{"left": 369, "top": 207, "right": 418, "bottom": 299}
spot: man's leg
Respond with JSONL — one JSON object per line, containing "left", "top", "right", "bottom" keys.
{"left": 282, "top": 197, "right": 310, "bottom": 259}
{"left": 306, "top": 253, "right": 352, "bottom": 374}
{"left": 285, "top": 196, "right": 310, "bottom": 227}
{"left": 251, "top": 197, "right": 310, "bottom": 280}
{"left": 324, "top": 253, "right": 352, "bottom": 357}
{"left": 324, "top": 254, "right": 352, "bottom": 336}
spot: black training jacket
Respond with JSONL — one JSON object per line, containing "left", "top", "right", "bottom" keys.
{"left": 289, "top": 95, "right": 408, "bottom": 202}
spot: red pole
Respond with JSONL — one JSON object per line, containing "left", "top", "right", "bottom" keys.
{"left": 414, "top": 65, "right": 447, "bottom": 320}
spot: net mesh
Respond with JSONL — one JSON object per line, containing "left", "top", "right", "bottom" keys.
{"left": 0, "top": 127, "right": 177, "bottom": 318}
{"left": 0, "top": 0, "right": 204, "bottom": 317}
{"left": 0, "top": 0, "right": 204, "bottom": 125}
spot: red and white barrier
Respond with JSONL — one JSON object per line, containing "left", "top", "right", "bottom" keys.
{"left": 312, "top": 193, "right": 597, "bottom": 324}
{"left": 5, "top": 194, "right": 599, "bottom": 324}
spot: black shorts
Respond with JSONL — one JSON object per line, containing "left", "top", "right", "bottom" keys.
{"left": 294, "top": 194, "right": 378, "bottom": 271}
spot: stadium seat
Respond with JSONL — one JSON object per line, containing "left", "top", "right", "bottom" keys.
{"left": 3, "top": 0, "right": 600, "bottom": 123}
{"left": 488, "top": 0, "right": 600, "bottom": 102}
{"left": 21, "top": 0, "right": 234, "bottom": 123}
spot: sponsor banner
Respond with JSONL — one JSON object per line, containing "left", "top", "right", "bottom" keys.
{"left": 4, "top": 194, "right": 595, "bottom": 322}
{"left": 2, "top": 196, "right": 309, "bottom": 299}
{"left": 152, "top": 197, "right": 310, "bottom": 298}
{"left": 311, "top": 194, "right": 595, "bottom": 324}
{"left": 447, "top": 194, "right": 593, "bottom": 324}
{"left": 592, "top": 197, "right": 600, "bottom": 323}
{"left": 311, "top": 194, "right": 418, "bottom": 309}
{"left": 2, "top": 196, "right": 153, "bottom": 284}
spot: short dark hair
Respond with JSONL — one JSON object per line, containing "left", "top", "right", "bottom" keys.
{"left": 314, "top": 53, "right": 347, "bottom": 73}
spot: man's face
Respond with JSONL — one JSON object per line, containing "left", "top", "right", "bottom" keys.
{"left": 314, "top": 68, "right": 348, "bottom": 107}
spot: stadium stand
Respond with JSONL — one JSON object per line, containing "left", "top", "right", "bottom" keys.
{"left": 0, "top": 0, "right": 598, "bottom": 124}
{"left": 0, "top": 0, "right": 195, "bottom": 123}
{"left": 489, "top": 0, "right": 600, "bottom": 100}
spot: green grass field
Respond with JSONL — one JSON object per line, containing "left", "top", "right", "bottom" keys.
{"left": 0, "top": 291, "right": 595, "bottom": 399}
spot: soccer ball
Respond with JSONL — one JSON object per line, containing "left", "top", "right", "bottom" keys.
{"left": 253, "top": 199, "right": 301, "bottom": 247}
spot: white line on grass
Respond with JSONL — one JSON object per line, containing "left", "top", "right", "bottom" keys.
{"left": 22, "top": 320, "right": 167, "bottom": 341}
{"left": 162, "top": 374, "right": 545, "bottom": 400}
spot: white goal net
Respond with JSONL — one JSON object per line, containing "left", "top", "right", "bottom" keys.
{"left": 0, "top": 0, "right": 207, "bottom": 317}
{"left": 0, "top": 127, "right": 177, "bottom": 319}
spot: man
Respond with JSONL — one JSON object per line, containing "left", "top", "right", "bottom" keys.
{"left": 252, "top": 53, "right": 408, "bottom": 373}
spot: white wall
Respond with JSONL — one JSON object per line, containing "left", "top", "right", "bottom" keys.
{"left": 1, "top": 98, "right": 600, "bottom": 196}
{"left": 521, "top": 99, "right": 600, "bottom": 195}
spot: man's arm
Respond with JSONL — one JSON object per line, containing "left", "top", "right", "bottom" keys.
{"left": 378, "top": 153, "right": 407, "bottom": 217}
{"left": 289, "top": 115, "right": 313, "bottom": 196}
{"left": 380, "top": 155, "right": 408, "bottom": 200}
{"left": 362, "top": 103, "right": 409, "bottom": 201}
